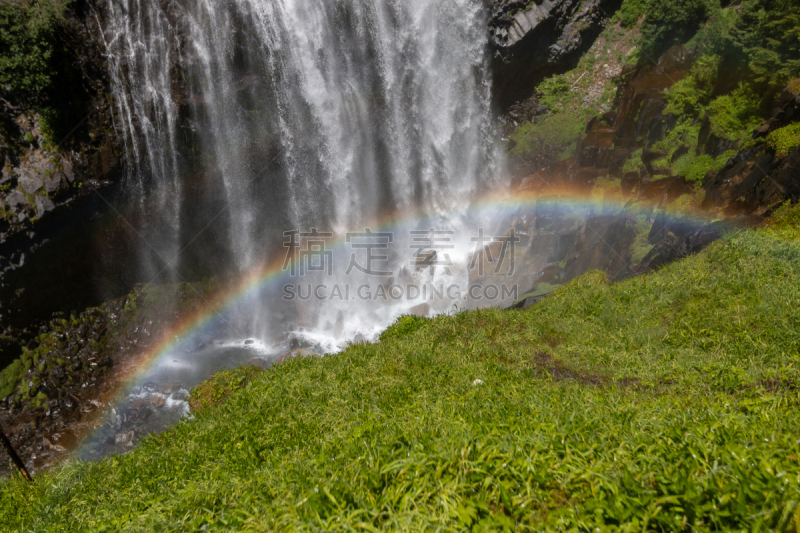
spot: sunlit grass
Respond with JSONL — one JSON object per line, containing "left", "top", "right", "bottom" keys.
{"left": 2, "top": 206, "right": 800, "bottom": 531}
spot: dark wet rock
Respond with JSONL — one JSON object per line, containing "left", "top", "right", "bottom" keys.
{"left": 511, "top": 293, "right": 549, "bottom": 310}
{"left": 636, "top": 223, "right": 726, "bottom": 274}
{"left": 702, "top": 144, "right": 799, "bottom": 216}
{"left": 0, "top": 284, "right": 216, "bottom": 477}
{"left": 248, "top": 358, "right": 270, "bottom": 369}
{"left": 61, "top": 160, "right": 75, "bottom": 183}
{"left": 490, "top": 0, "right": 624, "bottom": 109}
{"left": 142, "top": 382, "right": 159, "bottom": 393}
{"left": 275, "top": 348, "right": 321, "bottom": 365}
{"left": 114, "top": 430, "right": 134, "bottom": 445}
{"left": 621, "top": 171, "right": 640, "bottom": 197}
{"left": 0, "top": 3, "right": 124, "bottom": 332}
{"left": 560, "top": 215, "right": 636, "bottom": 282}
{"left": 0, "top": 335, "right": 23, "bottom": 369}
{"left": 641, "top": 149, "right": 667, "bottom": 177}
{"left": 506, "top": 93, "right": 549, "bottom": 124}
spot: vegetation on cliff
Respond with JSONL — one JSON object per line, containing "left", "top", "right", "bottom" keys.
{"left": 1, "top": 205, "right": 799, "bottom": 530}
{"left": 0, "top": 0, "right": 72, "bottom": 139}
{"left": 507, "top": 0, "right": 800, "bottom": 173}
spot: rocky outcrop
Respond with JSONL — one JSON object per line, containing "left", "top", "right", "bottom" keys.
{"left": 703, "top": 85, "right": 800, "bottom": 215}
{"left": 490, "top": 0, "right": 624, "bottom": 109}
{"left": 0, "top": 2, "right": 123, "bottom": 330}
{"left": 0, "top": 283, "right": 220, "bottom": 476}
{"left": 501, "top": 39, "right": 800, "bottom": 298}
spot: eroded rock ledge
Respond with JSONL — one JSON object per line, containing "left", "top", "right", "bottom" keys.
{"left": 490, "top": 0, "right": 623, "bottom": 110}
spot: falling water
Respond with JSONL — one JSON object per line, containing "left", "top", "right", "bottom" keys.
{"left": 101, "top": 0, "right": 504, "bottom": 346}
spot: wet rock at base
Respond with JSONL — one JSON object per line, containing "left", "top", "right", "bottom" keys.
{"left": 114, "top": 430, "right": 134, "bottom": 445}
{"left": 248, "top": 357, "right": 270, "bottom": 369}
{"left": 409, "top": 303, "right": 431, "bottom": 317}
{"left": 275, "top": 348, "right": 321, "bottom": 365}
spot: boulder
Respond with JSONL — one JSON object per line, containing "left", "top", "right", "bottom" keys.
{"left": 4, "top": 190, "right": 27, "bottom": 209}
{"left": 636, "top": 223, "right": 725, "bottom": 274}
{"left": 61, "top": 159, "right": 75, "bottom": 182}
{"left": 44, "top": 172, "right": 64, "bottom": 193}
{"left": 35, "top": 195, "right": 55, "bottom": 218}
{"left": 506, "top": 93, "right": 548, "bottom": 124}
{"left": 114, "top": 430, "right": 134, "bottom": 445}
{"left": 18, "top": 172, "right": 43, "bottom": 194}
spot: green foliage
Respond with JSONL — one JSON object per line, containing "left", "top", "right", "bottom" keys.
{"left": 766, "top": 121, "right": 800, "bottom": 156}
{"left": 614, "top": 0, "right": 647, "bottom": 28}
{"left": 3, "top": 207, "right": 800, "bottom": 529}
{"left": 508, "top": 112, "right": 584, "bottom": 157}
{"left": 537, "top": 74, "right": 571, "bottom": 111}
{"left": 673, "top": 149, "right": 737, "bottom": 182}
{"left": 631, "top": 215, "right": 655, "bottom": 264}
{"left": 707, "top": 85, "right": 763, "bottom": 141}
{"left": 622, "top": 147, "right": 644, "bottom": 173}
{"left": 640, "top": 0, "right": 720, "bottom": 58}
{"left": 0, "top": 359, "right": 24, "bottom": 399}
{"left": 691, "top": 54, "right": 722, "bottom": 97}
{"left": 663, "top": 76, "right": 702, "bottom": 117}
{"left": 730, "top": 0, "right": 800, "bottom": 94}
{"left": 379, "top": 314, "right": 430, "bottom": 343}
{"left": 0, "top": 0, "right": 69, "bottom": 106}
{"left": 688, "top": 7, "right": 739, "bottom": 54}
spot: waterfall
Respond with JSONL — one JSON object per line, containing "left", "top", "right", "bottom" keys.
{"left": 101, "top": 0, "right": 504, "bottom": 345}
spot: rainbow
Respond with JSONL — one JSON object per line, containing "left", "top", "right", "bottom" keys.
{"left": 75, "top": 184, "right": 719, "bottom": 455}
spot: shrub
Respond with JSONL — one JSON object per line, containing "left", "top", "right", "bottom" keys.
{"left": 664, "top": 77, "right": 701, "bottom": 117}
{"left": 0, "top": 0, "right": 69, "bottom": 107}
{"left": 639, "top": 0, "right": 720, "bottom": 58}
{"left": 690, "top": 7, "right": 739, "bottom": 55}
{"left": 0, "top": 359, "right": 24, "bottom": 399}
{"left": 766, "top": 121, "right": 800, "bottom": 156}
{"left": 729, "top": 0, "right": 800, "bottom": 94}
{"left": 507, "top": 111, "right": 584, "bottom": 156}
{"left": 614, "top": 0, "right": 647, "bottom": 28}
{"left": 691, "top": 54, "right": 721, "bottom": 96}
{"left": 538, "top": 74, "right": 572, "bottom": 111}
{"left": 707, "top": 85, "right": 762, "bottom": 140}
{"left": 673, "top": 149, "right": 737, "bottom": 182}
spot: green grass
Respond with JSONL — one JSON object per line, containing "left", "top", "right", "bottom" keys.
{"left": 672, "top": 150, "right": 738, "bottom": 182}
{"left": 2, "top": 207, "right": 800, "bottom": 531}
{"left": 507, "top": 112, "right": 584, "bottom": 157}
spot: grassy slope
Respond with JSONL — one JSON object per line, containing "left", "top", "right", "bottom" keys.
{"left": 2, "top": 207, "right": 800, "bottom": 531}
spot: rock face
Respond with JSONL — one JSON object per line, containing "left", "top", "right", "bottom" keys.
{"left": 0, "top": 4, "right": 123, "bottom": 329}
{"left": 490, "top": 0, "right": 624, "bottom": 109}
{"left": 702, "top": 86, "right": 800, "bottom": 215}
{"left": 526, "top": 44, "right": 800, "bottom": 220}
